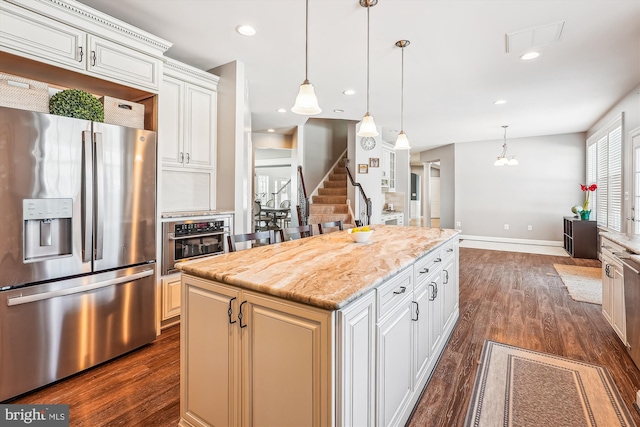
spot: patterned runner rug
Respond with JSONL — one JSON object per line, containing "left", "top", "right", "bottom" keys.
{"left": 465, "top": 340, "right": 637, "bottom": 427}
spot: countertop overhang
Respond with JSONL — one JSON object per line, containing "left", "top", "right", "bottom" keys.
{"left": 600, "top": 231, "right": 640, "bottom": 254}
{"left": 177, "top": 225, "right": 459, "bottom": 310}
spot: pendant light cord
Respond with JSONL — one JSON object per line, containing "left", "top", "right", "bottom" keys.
{"left": 304, "top": 0, "right": 309, "bottom": 83}
{"left": 401, "top": 45, "right": 404, "bottom": 131}
{"left": 366, "top": 0, "right": 370, "bottom": 114}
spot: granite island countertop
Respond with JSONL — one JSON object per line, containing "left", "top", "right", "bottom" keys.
{"left": 177, "top": 225, "right": 459, "bottom": 310}
{"left": 600, "top": 231, "right": 640, "bottom": 254}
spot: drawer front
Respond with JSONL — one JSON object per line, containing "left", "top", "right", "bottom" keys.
{"left": 441, "top": 239, "right": 455, "bottom": 260}
{"left": 414, "top": 249, "right": 443, "bottom": 287}
{"left": 377, "top": 267, "right": 413, "bottom": 321}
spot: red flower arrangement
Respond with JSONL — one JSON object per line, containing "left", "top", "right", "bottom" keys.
{"left": 581, "top": 183, "right": 597, "bottom": 211}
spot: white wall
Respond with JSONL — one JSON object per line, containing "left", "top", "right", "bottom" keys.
{"left": 455, "top": 133, "right": 585, "bottom": 241}
{"left": 302, "top": 118, "right": 348, "bottom": 192}
{"left": 354, "top": 125, "right": 383, "bottom": 225}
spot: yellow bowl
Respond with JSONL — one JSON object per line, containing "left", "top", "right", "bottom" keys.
{"left": 348, "top": 229, "right": 374, "bottom": 243}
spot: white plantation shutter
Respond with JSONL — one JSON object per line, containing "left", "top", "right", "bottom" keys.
{"left": 587, "top": 143, "right": 597, "bottom": 215}
{"left": 587, "top": 115, "right": 623, "bottom": 231}
{"left": 608, "top": 126, "right": 622, "bottom": 231}
{"left": 596, "top": 135, "right": 608, "bottom": 227}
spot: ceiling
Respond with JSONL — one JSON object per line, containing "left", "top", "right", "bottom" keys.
{"left": 78, "top": 0, "right": 640, "bottom": 152}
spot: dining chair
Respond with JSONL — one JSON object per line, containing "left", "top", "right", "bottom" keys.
{"left": 227, "top": 230, "right": 275, "bottom": 252}
{"left": 266, "top": 199, "right": 275, "bottom": 208}
{"left": 278, "top": 224, "right": 313, "bottom": 242}
{"left": 276, "top": 199, "right": 291, "bottom": 228}
{"left": 254, "top": 200, "right": 270, "bottom": 232}
{"left": 318, "top": 220, "right": 344, "bottom": 234}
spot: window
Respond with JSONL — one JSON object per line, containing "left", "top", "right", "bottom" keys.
{"left": 587, "top": 116, "right": 623, "bottom": 231}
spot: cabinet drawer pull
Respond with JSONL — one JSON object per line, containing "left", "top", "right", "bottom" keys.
{"left": 238, "top": 300, "right": 247, "bottom": 328}
{"left": 434, "top": 257, "right": 442, "bottom": 263}
{"left": 419, "top": 267, "right": 429, "bottom": 274}
{"left": 228, "top": 297, "right": 237, "bottom": 324}
{"left": 91, "top": 50, "right": 97, "bottom": 66}
{"left": 393, "top": 286, "right": 406, "bottom": 295}
{"left": 446, "top": 248, "right": 454, "bottom": 252}
{"left": 78, "top": 46, "right": 83, "bottom": 62}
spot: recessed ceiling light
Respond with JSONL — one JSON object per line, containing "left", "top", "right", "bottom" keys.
{"left": 334, "top": 109, "right": 344, "bottom": 113}
{"left": 235, "top": 25, "right": 256, "bottom": 36}
{"left": 494, "top": 99, "right": 507, "bottom": 105}
{"left": 267, "top": 129, "right": 275, "bottom": 133}
{"left": 277, "top": 108, "right": 287, "bottom": 113}
{"left": 520, "top": 51, "right": 540, "bottom": 60}
{"left": 343, "top": 89, "right": 355, "bottom": 95}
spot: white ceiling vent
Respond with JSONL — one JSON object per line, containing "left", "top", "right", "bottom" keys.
{"left": 505, "top": 21, "right": 565, "bottom": 53}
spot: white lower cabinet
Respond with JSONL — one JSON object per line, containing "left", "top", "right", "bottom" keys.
{"left": 601, "top": 239, "right": 626, "bottom": 345}
{"left": 161, "top": 273, "right": 182, "bottom": 321}
{"left": 377, "top": 294, "right": 414, "bottom": 427}
{"left": 180, "top": 275, "right": 332, "bottom": 427}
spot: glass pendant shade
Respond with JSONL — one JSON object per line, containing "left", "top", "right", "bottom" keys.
{"left": 358, "top": 114, "right": 378, "bottom": 137}
{"left": 494, "top": 125, "right": 517, "bottom": 166}
{"left": 507, "top": 157, "right": 519, "bottom": 166}
{"left": 291, "top": 80, "right": 321, "bottom": 115}
{"left": 394, "top": 131, "right": 411, "bottom": 150}
{"left": 494, "top": 157, "right": 507, "bottom": 166}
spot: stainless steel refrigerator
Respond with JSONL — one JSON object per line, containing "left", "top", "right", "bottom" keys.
{"left": 0, "top": 106, "right": 157, "bottom": 401}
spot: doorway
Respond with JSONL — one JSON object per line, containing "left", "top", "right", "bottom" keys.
{"left": 423, "top": 161, "right": 441, "bottom": 228}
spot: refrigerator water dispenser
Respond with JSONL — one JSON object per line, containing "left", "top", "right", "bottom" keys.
{"left": 23, "top": 199, "right": 73, "bottom": 262}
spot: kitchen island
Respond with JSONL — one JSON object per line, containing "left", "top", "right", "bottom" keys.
{"left": 177, "top": 225, "right": 460, "bottom": 427}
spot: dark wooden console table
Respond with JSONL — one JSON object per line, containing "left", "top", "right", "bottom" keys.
{"left": 563, "top": 216, "right": 597, "bottom": 259}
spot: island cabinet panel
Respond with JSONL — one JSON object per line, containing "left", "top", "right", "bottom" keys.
{"left": 441, "top": 240, "right": 459, "bottom": 332}
{"left": 336, "top": 291, "right": 376, "bottom": 427}
{"left": 181, "top": 278, "right": 240, "bottom": 427}
{"left": 180, "top": 275, "right": 332, "bottom": 427}
{"left": 241, "top": 291, "right": 333, "bottom": 427}
{"left": 377, "top": 294, "right": 414, "bottom": 427}
{"left": 412, "top": 280, "right": 432, "bottom": 387}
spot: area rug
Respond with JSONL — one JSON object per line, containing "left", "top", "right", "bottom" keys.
{"left": 465, "top": 340, "right": 637, "bottom": 427}
{"left": 553, "top": 264, "right": 602, "bottom": 304}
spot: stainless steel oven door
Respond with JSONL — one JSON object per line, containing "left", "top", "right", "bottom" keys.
{"left": 163, "top": 227, "right": 225, "bottom": 275}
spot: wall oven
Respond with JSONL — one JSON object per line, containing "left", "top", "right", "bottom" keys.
{"left": 162, "top": 218, "right": 230, "bottom": 275}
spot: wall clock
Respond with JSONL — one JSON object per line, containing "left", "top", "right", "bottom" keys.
{"left": 360, "top": 137, "right": 376, "bottom": 151}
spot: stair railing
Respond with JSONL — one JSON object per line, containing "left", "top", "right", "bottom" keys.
{"left": 297, "top": 166, "right": 309, "bottom": 225}
{"left": 271, "top": 178, "right": 291, "bottom": 207}
{"left": 345, "top": 159, "right": 372, "bottom": 226}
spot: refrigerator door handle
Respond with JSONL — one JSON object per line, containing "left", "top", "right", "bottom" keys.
{"left": 82, "top": 131, "right": 93, "bottom": 263}
{"left": 94, "top": 132, "right": 104, "bottom": 261}
{"left": 7, "top": 269, "right": 154, "bottom": 306}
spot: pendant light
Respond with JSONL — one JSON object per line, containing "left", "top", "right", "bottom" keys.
{"left": 357, "top": 0, "right": 378, "bottom": 137}
{"left": 292, "top": 0, "right": 321, "bottom": 115}
{"left": 394, "top": 40, "right": 411, "bottom": 150}
{"left": 494, "top": 125, "right": 518, "bottom": 166}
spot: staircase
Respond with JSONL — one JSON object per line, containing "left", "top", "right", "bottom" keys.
{"left": 307, "top": 158, "right": 353, "bottom": 227}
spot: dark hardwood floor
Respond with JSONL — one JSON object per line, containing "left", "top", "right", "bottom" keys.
{"left": 11, "top": 248, "right": 640, "bottom": 426}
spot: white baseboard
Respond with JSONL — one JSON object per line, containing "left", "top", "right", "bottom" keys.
{"left": 458, "top": 234, "right": 563, "bottom": 247}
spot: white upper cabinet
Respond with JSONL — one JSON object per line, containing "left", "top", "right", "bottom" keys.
{"left": 0, "top": 0, "right": 171, "bottom": 92}
{"left": 159, "top": 59, "right": 219, "bottom": 170}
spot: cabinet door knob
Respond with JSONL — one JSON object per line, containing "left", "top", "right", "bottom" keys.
{"left": 443, "top": 269, "right": 449, "bottom": 284}
{"left": 412, "top": 301, "right": 419, "bottom": 321}
{"left": 78, "top": 46, "right": 83, "bottom": 62}
{"left": 91, "top": 50, "right": 97, "bottom": 66}
{"left": 186, "top": 152, "right": 190, "bottom": 164}
{"left": 429, "top": 283, "right": 436, "bottom": 301}
{"left": 179, "top": 152, "right": 184, "bottom": 163}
